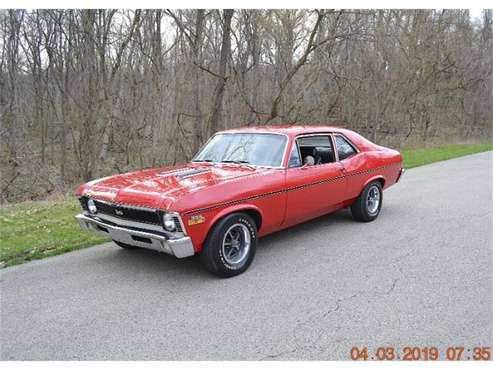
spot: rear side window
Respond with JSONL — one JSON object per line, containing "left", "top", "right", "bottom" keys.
{"left": 335, "top": 135, "right": 357, "bottom": 160}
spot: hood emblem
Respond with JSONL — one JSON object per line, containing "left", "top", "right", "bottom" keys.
{"left": 115, "top": 209, "right": 124, "bottom": 216}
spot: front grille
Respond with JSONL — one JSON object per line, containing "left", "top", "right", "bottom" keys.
{"left": 93, "top": 200, "right": 161, "bottom": 225}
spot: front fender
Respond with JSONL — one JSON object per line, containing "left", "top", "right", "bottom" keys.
{"left": 182, "top": 203, "right": 264, "bottom": 252}
{"left": 208, "top": 203, "right": 264, "bottom": 231}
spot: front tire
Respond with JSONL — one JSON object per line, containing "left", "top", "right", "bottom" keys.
{"left": 350, "top": 181, "right": 383, "bottom": 222}
{"left": 200, "top": 213, "right": 257, "bottom": 278}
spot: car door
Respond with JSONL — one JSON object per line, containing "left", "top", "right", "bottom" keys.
{"left": 283, "top": 134, "right": 347, "bottom": 228}
{"left": 333, "top": 133, "right": 364, "bottom": 200}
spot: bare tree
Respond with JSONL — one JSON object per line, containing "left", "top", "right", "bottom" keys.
{"left": 0, "top": 10, "right": 24, "bottom": 199}
{"left": 209, "top": 9, "right": 234, "bottom": 134}
{"left": 0, "top": 9, "right": 491, "bottom": 202}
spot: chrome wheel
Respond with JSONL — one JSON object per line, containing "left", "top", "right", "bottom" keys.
{"left": 366, "top": 185, "right": 381, "bottom": 215}
{"left": 221, "top": 223, "right": 251, "bottom": 266}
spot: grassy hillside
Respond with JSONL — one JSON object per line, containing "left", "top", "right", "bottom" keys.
{"left": 1, "top": 143, "right": 492, "bottom": 267}
{"left": 0, "top": 198, "right": 106, "bottom": 267}
{"left": 402, "top": 143, "right": 493, "bottom": 169}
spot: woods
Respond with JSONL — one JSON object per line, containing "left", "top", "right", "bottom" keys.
{"left": 0, "top": 9, "right": 492, "bottom": 203}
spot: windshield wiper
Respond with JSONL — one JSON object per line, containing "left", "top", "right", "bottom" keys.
{"left": 192, "top": 159, "right": 214, "bottom": 162}
{"left": 220, "top": 160, "right": 250, "bottom": 164}
{"left": 220, "top": 160, "right": 256, "bottom": 170}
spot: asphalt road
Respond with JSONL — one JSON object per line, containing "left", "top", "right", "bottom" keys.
{"left": 1, "top": 151, "right": 492, "bottom": 360}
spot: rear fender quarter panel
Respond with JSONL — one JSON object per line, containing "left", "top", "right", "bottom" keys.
{"left": 360, "top": 157, "right": 402, "bottom": 191}
{"left": 343, "top": 150, "right": 402, "bottom": 195}
{"left": 363, "top": 174, "right": 387, "bottom": 189}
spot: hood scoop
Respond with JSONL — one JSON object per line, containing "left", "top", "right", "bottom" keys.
{"left": 158, "top": 168, "right": 195, "bottom": 176}
{"left": 175, "top": 168, "right": 211, "bottom": 178}
{"left": 158, "top": 167, "right": 211, "bottom": 179}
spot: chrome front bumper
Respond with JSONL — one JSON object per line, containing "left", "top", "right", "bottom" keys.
{"left": 75, "top": 214, "right": 195, "bottom": 258}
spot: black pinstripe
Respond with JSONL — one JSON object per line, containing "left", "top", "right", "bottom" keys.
{"left": 183, "top": 162, "right": 401, "bottom": 215}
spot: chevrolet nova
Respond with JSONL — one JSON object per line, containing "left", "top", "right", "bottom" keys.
{"left": 76, "top": 125, "right": 404, "bottom": 277}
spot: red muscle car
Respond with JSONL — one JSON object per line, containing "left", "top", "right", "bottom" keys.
{"left": 76, "top": 125, "right": 404, "bottom": 277}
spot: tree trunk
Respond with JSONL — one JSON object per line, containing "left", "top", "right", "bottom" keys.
{"left": 192, "top": 9, "right": 205, "bottom": 153}
{"left": 209, "top": 9, "right": 234, "bottom": 135}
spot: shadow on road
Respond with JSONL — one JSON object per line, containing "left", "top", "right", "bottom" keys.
{"left": 91, "top": 208, "right": 355, "bottom": 280}
{"left": 259, "top": 208, "right": 353, "bottom": 248}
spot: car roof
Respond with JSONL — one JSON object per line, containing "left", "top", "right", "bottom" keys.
{"left": 218, "top": 125, "right": 348, "bottom": 137}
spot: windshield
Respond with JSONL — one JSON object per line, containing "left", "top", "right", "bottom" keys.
{"left": 193, "top": 133, "right": 287, "bottom": 167}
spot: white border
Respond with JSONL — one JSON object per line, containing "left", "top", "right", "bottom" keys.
{"left": 0, "top": 0, "right": 491, "bottom": 10}
{"left": 2, "top": 360, "right": 493, "bottom": 369}
{"left": 1, "top": 2, "right": 490, "bottom": 369}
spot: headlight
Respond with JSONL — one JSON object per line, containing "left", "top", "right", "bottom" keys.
{"left": 87, "top": 199, "right": 97, "bottom": 214}
{"left": 162, "top": 213, "right": 177, "bottom": 232}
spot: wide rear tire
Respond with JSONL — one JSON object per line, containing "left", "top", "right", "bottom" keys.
{"left": 200, "top": 213, "right": 257, "bottom": 278}
{"left": 350, "top": 181, "right": 383, "bottom": 222}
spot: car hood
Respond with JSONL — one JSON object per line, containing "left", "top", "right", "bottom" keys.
{"left": 77, "top": 163, "right": 269, "bottom": 210}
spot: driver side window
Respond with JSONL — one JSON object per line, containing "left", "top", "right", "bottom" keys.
{"left": 297, "top": 135, "right": 335, "bottom": 165}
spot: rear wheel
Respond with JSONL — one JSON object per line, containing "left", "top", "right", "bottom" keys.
{"left": 200, "top": 213, "right": 257, "bottom": 278}
{"left": 350, "top": 181, "right": 383, "bottom": 222}
{"left": 113, "top": 240, "right": 138, "bottom": 249}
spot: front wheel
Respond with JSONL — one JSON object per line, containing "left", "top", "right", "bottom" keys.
{"left": 350, "top": 181, "right": 383, "bottom": 222}
{"left": 200, "top": 213, "right": 257, "bottom": 278}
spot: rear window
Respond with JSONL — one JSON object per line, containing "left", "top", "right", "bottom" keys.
{"left": 335, "top": 135, "right": 357, "bottom": 160}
